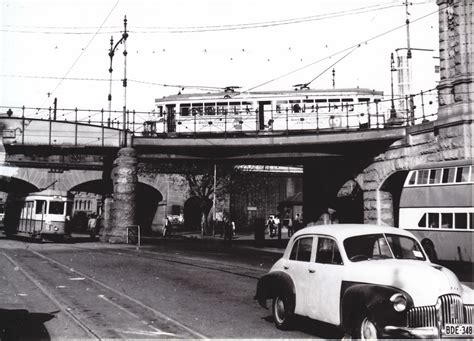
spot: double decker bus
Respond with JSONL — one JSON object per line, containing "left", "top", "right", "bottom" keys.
{"left": 4, "top": 190, "right": 73, "bottom": 241}
{"left": 399, "top": 160, "right": 473, "bottom": 262}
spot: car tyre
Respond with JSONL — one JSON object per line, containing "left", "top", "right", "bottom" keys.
{"left": 353, "top": 314, "right": 379, "bottom": 340}
{"left": 272, "top": 295, "right": 293, "bottom": 330}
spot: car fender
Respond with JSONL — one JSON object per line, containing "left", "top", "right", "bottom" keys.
{"left": 340, "top": 282, "right": 414, "bottom": 333}
{"left": 254, "top": 271, "right": 296, "bottom": 310}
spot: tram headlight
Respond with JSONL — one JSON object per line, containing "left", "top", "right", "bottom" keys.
{"left": 390, "top": 293, "right": 407, "bottom": 312}
{"left": 54, "top": 226, "right": 59, "bottom": 231}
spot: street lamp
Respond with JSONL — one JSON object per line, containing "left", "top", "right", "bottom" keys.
{"left": 108, "top": 16, "right": 129, "bottom": 147}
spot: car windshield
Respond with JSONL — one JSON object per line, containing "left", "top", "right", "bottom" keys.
{"left": 344, "top": 233, "right": 426, "bottom": 262}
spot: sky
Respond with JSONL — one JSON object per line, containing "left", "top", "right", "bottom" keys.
{"left": 1, "top": 0, "right": 440, "bottom": 121}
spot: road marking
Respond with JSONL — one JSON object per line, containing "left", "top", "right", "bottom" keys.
{"left": 69, "top": 277, "right": 85, "bottom": 281}
{"left": 121, "top": 328, "right": 177, "bottom": 337}
{"left": 29, "top": 250, "right": 207, "bottom": 339}
{"left": 0, "top": 252, "right": 101, "bottom": 340}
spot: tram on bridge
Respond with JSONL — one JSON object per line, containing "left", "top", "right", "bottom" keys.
{"left": 3, "top": 190, "right": 73, "bottom": 241}
{"left": 399, "top": 160, "right": 474, "bottom": 263}
{"left": 143, "top": 87, "right": 385, "bottom": 136}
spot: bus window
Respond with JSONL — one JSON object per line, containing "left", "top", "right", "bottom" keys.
{"left": 49, "top": 201, "right": 65, "bottom": 215}
{"left": 36, "top": 200, "right": 46, "bottom": 214}
{"left": 408, "top": 171, "right": 417, "bottom": 185}
{"left": 456, "top": 166, "right": 470, "bottom": 183}
{"left": 418, "top": 170, "right": 429, "bottom": 185}
{"left": 418, "top": 213, "right": 427, "bottom": 227}
{"left": 441, "top": 213, "right": 453, "bottom": 228}
{"left": 429, "top": 169, "right": 442, "bottom": 184}
{"left": 470, "top": 213, "right": 474, "bottom": 229}
{"left": 428, "top": 213, "right": 439, "bottom": 228}
{"left": 455, "top": 213, "right": 468, "bottom": 229}
{"left": 442, "top": 167, "right": 456, "bottom": 183}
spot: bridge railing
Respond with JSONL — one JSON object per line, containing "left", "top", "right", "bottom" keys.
{"left": 0, "top": 89, "right": 439, "bottom": 144}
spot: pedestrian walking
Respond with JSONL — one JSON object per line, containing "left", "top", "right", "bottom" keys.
{"left": 223, "top": 217, "right": 233, "bottom": 246}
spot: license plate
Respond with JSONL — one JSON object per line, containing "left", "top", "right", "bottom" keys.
{"left": 443, "top": 324, "right": 474, "bottom": 337}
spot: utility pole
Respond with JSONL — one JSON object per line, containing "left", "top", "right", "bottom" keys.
{"left": 53, "top": 97, "right": 57, "bottom": 120}
{"left": 332, "top": 68, "right": 335, "bottom": 89}
{"left": 108, "top": 15, "right": 129, "bottom": 143}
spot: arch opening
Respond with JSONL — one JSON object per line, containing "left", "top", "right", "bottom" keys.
{"left": 379, "top": 170, "right": 409, "bottom": 227}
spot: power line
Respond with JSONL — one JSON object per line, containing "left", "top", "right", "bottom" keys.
{"left": 42, "top": 0, "right": 120, "bottom": 106}
{"left": 0, "top": 2, "right": 420, "bottom": 35}
{"left": 242, "top": 4, "right": 443, "bottom": 93}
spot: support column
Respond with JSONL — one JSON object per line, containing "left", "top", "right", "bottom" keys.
{"left": 363, "top": 189, "right": 394, "bottom": 226}
{"left": 105, "top": 147, "right": 137, "bottom": 243}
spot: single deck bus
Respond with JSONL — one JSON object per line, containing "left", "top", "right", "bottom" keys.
{"left": 4, "top": 190, "right": 73, "bottom": 241}
{"left": 399, "top": 160, "right": 473, "bottom": 262}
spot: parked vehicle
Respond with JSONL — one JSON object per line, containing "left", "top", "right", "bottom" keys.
{"left": 254, "top": 224, "right": 474, "bottom": 339}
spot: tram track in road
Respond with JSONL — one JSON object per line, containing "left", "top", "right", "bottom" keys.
{"left": 1, "top": 249, "right": 207, "bottom": 339}
{"left": 65, "top": 243, "right": 268, "bottom": 280}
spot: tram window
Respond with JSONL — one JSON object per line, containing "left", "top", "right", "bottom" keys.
{"left": 35, "top": 200, "right": 46, "bottom": 214}
{"left": 276, "top": 100, "right": 288, "bottom": 113}
{"left": 191, "top": 104, "right": 203, "bottom": 116}
{"left": 408, "top": 171, "right": 417, "bottom": 185}
{"left": 358, "top": 98, "right": 370, "bottom": 102}
{"left": 180, "top": 104, "right": 191, "bottom": 116}
{"left": 471, "top": 166, "right": 474, "bottom": 182}
{"left": 315, "top": 99, "right": 327, "bottom": 103}
{"left": 429, "top": 169, "right": 442, "bottom": 184}
{"left": 49, "top": 201, "right": 65, "bottom": 215}
{"left": 242, "top": 102, "right": 253, "bottom": 114}
{"left": 289, "top": 100, "right": 301, "bottom": 113}
{"left": 428, "top": 213, "right": 439, "bottom": 228}
{"left": 441, "top": 213, "right": 453, "bottom": 228}
{"left": 342, "top": 98, "right": 354, "bottom": 102}
{"left": 328, "top": 99, "right": 340, "bottom": 103}
{"left": 205, "top": 103, "right": 216, "bottom": 115}
{"left": 418, "top": 170, "right": 429, "bottom": 185}
{"left": 455, "top": 213, "right": 468, "bottom": 229}
{"left": 470, "top": 213, "right": 474, "bottom": 229}
{"left": 217, "top": 102, "right": 228, "bottom": 115}
{"left": 442, "top": 167, "right": 456, "bottom": 183}
{"left": 418, "top": 213, "right": 427, "bottom": 228}
{"left": 455, "top": 166, "right": 469, "bottom": 183}
{"left": 229, "top": 102, "right": 240, "bottom": 114}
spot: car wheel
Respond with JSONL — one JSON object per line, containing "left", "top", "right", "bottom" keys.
{"left": 354, "top": 315, "right": 379, "bottom": 340}
{"left": 272, "top": 295, "right": 293, "bottom": 330}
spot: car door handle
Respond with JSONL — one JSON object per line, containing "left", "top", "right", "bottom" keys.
{"left": 308, "top": 269, "right": 315, "bottom": 273}
{"left": 283, "top": 266, "right": 289, "bottom": 270}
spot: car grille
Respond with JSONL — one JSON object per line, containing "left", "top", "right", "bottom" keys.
{"left": 407, "top": 294, "right": 473, "bottom": 328}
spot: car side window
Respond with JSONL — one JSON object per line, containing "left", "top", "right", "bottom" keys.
{"left": 289, "top": 237, "right": 313, "bottom": 262}
{"left": 315, "top": 237, "right": 343, "bottom": 265}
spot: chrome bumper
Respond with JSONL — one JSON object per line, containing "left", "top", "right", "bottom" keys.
{"left": 384, "top": 325, "right": 439, "bottom": 339}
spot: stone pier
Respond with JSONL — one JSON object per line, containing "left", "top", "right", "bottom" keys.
{"left": 103, "top": 147, "right": 138, "bottom": 243}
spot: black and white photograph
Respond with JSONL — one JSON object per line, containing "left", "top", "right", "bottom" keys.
{"left": 0, "top": 0, "right": 473, "bottom": 339}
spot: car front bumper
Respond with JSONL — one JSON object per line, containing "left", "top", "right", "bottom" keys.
{"left": 384, "top": 325, "right": 439, "bottom": 339}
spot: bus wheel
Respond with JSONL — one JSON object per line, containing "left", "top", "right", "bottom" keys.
{"left": 422, "top": 239, "right": 438, "bottom": 262}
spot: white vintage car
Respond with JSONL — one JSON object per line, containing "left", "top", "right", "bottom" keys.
{"left": 254, "top": 224, "right": 474, "bottom": 339}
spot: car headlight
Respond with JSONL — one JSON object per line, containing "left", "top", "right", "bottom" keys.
{"left": 390, "top": 293, "right": 407, "bottom": 312}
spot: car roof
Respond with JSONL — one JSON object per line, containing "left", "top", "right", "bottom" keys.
{"left": 293, "top": 223, "right": 415, "bottom": 240}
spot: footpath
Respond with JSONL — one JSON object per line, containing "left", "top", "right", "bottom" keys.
{"left": 153, "top": 229, "right": 474, "bottom": 289}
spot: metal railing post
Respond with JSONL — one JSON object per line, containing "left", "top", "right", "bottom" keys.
{"left": 48, "top": 106, "right": 52, "bottom": 145}
{"left": 22, "top": 105, "right": 25, "bottom": 144}
{"left": 75, "top": 107, "right": 78, "bottom": 146}
{"left": 101, "top": 108, "right": 105, "bottom": 147}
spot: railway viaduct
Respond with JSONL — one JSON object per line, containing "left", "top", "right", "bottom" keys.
{"left": 0, "top": 0, "right": 472, "bottom": 243}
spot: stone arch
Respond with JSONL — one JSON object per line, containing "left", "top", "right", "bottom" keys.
{"left": 70, "top": 178, "right": 163, "bottom": 234}
{"left": 0, "top": 166, "right": 44, "bottom": 190}
{"left": 378, "top": 170, "right": 410, "bottom": 227}
{"left": 0, "top": 175, "right": 39, "bottom": 194}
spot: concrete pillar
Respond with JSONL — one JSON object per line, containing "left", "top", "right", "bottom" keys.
{"left": 105, "top": 147, "right": 137, "bottom": 243}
